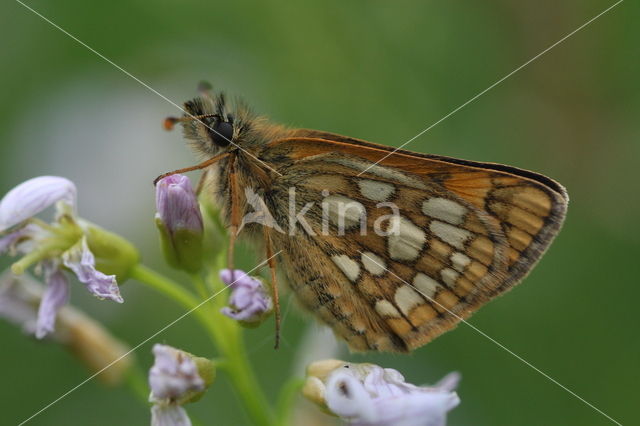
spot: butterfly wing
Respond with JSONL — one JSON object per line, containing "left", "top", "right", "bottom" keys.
{"left": 261, "top": 130, "right": 567, "bottom": 352}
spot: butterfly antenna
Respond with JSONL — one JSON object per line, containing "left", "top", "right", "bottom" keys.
{"left": 163, "top": 114, "right": 222, "bottom": 131}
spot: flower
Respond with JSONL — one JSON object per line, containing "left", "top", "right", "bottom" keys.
{"left": 0, "top": 271, "right": 132, "bottom": 385}
{"left": 220, "top": 269, "right": 273, "bottom": 326}
{"left": 0, "top": 176, "right": 139, "bottom": 338}
{"left": 149, "top": 344, "right": 215, "bottom": 426}
{"left": 155, "top": 175, "right": 204, "bottom": 273}
{"left": 303, "top": 360, "right": 460, "bottom": 426}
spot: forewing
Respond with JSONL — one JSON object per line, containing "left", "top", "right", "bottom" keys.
{"left": 264, "top": 132, "right": 567, "bottom": 352}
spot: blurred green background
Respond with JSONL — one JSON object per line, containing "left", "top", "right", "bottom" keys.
{"left": 0, "top": 1, "right": 637, "bottom": 425}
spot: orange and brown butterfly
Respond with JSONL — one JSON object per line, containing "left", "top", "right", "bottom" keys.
{"left": 157, "top": 82, "right": 568, "bottom": 353}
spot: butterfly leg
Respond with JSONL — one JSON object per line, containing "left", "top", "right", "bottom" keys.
{"left": 263, "top": 229, "right": 281, "bottom": 349}
{"left": 195, "top": 168, "right": 210, "bottom": 196}
{"left": 227, "top": 155, "right": 240, "bottom": 274}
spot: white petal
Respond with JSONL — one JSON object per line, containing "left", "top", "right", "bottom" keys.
{"left": 151, "top": 405, "right": 192, "bottom": 426}
{"left": 325, "top": 371, "right": 377, "bottom": 422}
{"left": 62, "top": 238, "right": 122, "bottom": 303}
{"left": 359, "top": 391, "right": 460, "bottom": 426}
{"left": 0, "top": 176, "right": 76, "bottom": 232}
{"left": 0, "top": 271, "right": 41, "bottom": 333}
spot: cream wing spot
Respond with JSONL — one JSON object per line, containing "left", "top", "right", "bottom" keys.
{"left": 441, "top": 268, "right": 459, "bottom": 287}
{"left": 324, "top": 195, "right": 366, "bottom": 229}
{"left": 387, "top": 216, "right": 427, "bottom": 261}
{"left": 357, "top": 179, "right": 396, "bottom": 202}
{"left": 412, "top": 273, "right": 441, "bottom": 299}
{"left": 375, "top": 300, "right": 401, "bottom": 318}
{"left": 422, "top": 198, "right": 467, "bottom": 225}
{"left": 325, "top": 157, "right": 427, "bottom": 189}
{"left": 361, "top": 252, "right": 387, "bottom": 276}
{"left": 331, "top": 254, "right": 360, "bottom": 282}
{"left": 430, "top": 220, "right": 471, "bottom": 249}
{"left": 394, "top": 285, "right": 423, "bottom": 316}
{"left": 450, "top": 252, "right": 471, "bottom": 272}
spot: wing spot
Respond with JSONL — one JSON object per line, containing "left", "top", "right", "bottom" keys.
{"left": 394, "top": 285, "right": 423, "bottom": 316}
{"left": 361, "top": 251, "right": 387, "bottom": 276}
{"left": 412, "top": 272, "right": 441, "bottom": 299}
{"left": 422, "top": 198, "right": 467, "bottom": 225}
{"left": 430, "top": 220, "right": 472, "bottom": 249}
{"left": 441, "top": 268, "right": 459, "bottom": 288}
{"left": 358, "top": 179, "right": 395, "bottom": 202}
{"left": 375, "top": 299, "right": 401, "bottom": 318}
{"left": 324, "top": 195, "right": 366, "bottom": 230}
{"left": 450, "top": 252, "right": 471, "bottom": 272}
{"left": 331, "top": 254, "right": 360, "bottom": 282}
{"left": 387, "top": 216, "right": 427, "bottom": 261}
{"left": 326, "top": 157, "right": 427, "bottom": 189}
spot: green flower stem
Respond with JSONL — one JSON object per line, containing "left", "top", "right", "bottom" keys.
{"left": 190, "top": 273, "right": 211, "bottom": 302}
{"left": 200, "top": 255, "right": 277, "bottom": 426}
{"left": 130, "top": 265, "right": 198, "bottom": 311}
{"left": 131, "top": 264, "right": 276, "bottom": 426}
{"left": 276, "top": 378, "right": 305, "bottom": 426}
{"left": 129, "top": 265, "right": 223, "bottom": 351}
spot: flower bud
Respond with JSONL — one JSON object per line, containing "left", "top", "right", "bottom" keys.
{"left": 302, "top": 359, "right": 349, "bottom": 413}
{"left": 220, "top": 269, "right": 273, "bottom": 327}
{"left": 155, "top": 175, "right": 204, "bottom": 273}
{"left": 148, "top": 344, "right": 214, "bottom": 426}
{"left": 149, "top": 344, "right": 214, "bottom": 406}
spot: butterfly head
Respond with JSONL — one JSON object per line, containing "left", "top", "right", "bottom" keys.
{"left": 164, "top": 86, "right": 256, "bottom": 158}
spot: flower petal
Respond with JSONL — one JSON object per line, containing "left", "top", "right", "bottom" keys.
{"left": 35, "top": 267, "right": 70, "bottom": 339}
{"left": 352, "top": 391, "right": 460, "bottom": 426}
{"left": 0, "top": 271, "right": 41, "bottom": 333}
{"left": 0, "top": 176, "right": 76, "bottom": 232}
{"left": 0, "top": 229, "right": 24, "bottom": 254}
{"left": 62, "top": 238, "right": 122, "bottom": 303}
{"left": 326, "top": 371, "right": 377, "bottom": 422}
{"left": 151, "top": 404, "right": 192, "bottom": 426}
{"left": 220, "top": 269, "right": 251, "bottom": 287}
{"left": 0, "top": 223, "right": 43, "bottom": 256}
{"left": 434, "top": 372, "right": 461, "bottom": 393}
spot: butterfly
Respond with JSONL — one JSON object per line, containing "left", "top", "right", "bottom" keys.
{"left": 157, "top": 83, "right": 568, "bottom": 353}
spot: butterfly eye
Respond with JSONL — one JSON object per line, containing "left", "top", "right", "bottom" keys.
{"left": 210, "top": 120, "right": 234, "bottom": 147}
